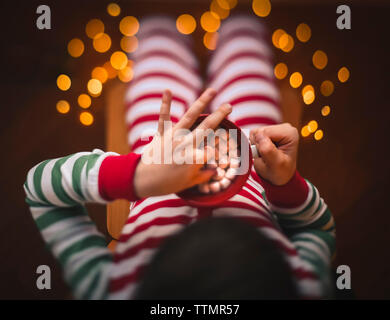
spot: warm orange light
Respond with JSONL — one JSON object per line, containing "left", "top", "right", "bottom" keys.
{"left": 80, "top": 112, "right": 94, "bottom": 126}
{"left": 119, "top": 16, "right": 139, "bottom": 36}
{"left": 93, "top": 33, "right": 111, "bottom": 53}
{"left": 338, "top": 67, "right": 350, "bottom": 83}
{"left": 67, "top": 38, "right": 84, "bottom": 58}
{"left": 118, "top": 66, "right": 134, "bottom": 83}
{"left": 110, "top": 51, "right": 128, "bottom": 70}
{"left": 279, "top": 34, "right": 294, "bottom": 52}
{"left": 314, "top": 129, "right": 324, "bottom": 140}
{"left": 120, "top": 36, "right": 138, "bottom": 53}
{"left": 92, "top": 67, "right": 108, "bottom": 84}
{"left": 57, "top": 74, "right": 71, "bottom": 91}
{"left": 274, "top": 62, "right": 288, "bottom": 80}
{"left": 296, "top": 23, "right": 311, "bottom": 43}
{"left": 312, "top": 50, "right": 328, "bottom": 70}
{"left": 210, "top": 0, "right": 230, "bottom": 20}
{"left": 320, "top": 80, "right": 334, "bottom": 97}
{"left": 272, "top": 29, "right": 286, "bottom": 49}
{"left": 107, "top": 3, "right": 121, "bottom": 17}
{"left": 321, "top": 105, "right": 331, "bottom": 116}
{"left": 86, "top": 19, "right": 104, "bottom": 39}
{"left": 308, "top": 120, "right": 318, "bottom": 133}
{"left": 302, "top": 85, "right": 315, "bottom": 105}
{"left": 289, "top": 72, "right": 303, "bottom": 88}
{"left": 78, "top": 94, "right": 91, "bottom": 109}
{"left": 103, "top": 61, "right": 117, "bottom": 79}
{"left": 56, "top": 100, "right": 70, "bottom": 114}
{"left": 301, "top": 125, "right": 310, "bottom": 137}
{"left": 87, "top": 79, "right": 102, "bottom": 96}
{"left": 203, "top": 32, "right": 219, "bottom": 50}
{"left": 252, "top": 0, "right": 271, "bottom": 18}
{"left": 200, "top": 11, "right": 221, "bottom": 33}
{"left": 176, "top": 14, "right": 197, "bottom": 35}
{"left": 217, "top": 0, "right": 237, "bottom": 10}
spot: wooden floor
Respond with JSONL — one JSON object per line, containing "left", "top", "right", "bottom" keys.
{"left": 0, "top": 1, "right": 389, "bottom": 299}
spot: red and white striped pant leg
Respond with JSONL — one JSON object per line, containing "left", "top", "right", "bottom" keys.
{"left": 125, "top": 16, "right": 202, "bottom": 154}
{"left": 207, "top": 15, "right": 282, "bottom": 138}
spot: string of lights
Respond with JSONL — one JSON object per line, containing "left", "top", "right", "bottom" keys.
{"left": 55, "top": 0, "right": 350, "bottom": 142}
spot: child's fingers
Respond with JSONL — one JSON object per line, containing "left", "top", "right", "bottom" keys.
{"left": 254, "top": 134, "right": 280, "bottom": 165}
{"left": 174, "top": 88, "right": 217, "bottom": 131}
{"left": 158, "top": 90, "right": 172, "bottom": 135}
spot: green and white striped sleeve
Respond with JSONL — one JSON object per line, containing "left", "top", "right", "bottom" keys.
{"left": 262, "top": 172, "right": 336, "bottom": 297}
{"left": 24, "top": 149, "right": 118, "bottom": 299}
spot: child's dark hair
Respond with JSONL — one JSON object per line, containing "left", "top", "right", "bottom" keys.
{"left": 134, "top": 217, "right": 298, "bottom": 299}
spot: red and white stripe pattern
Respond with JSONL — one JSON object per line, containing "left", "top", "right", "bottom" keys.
{"left": 125, "top": 16, "right": 202, "bottom": 154}
{"left": 109, "top": 16, "right": 323, "bottom": 299}
{"left": 208, "top": 15, "right": 281, "bottom": 137}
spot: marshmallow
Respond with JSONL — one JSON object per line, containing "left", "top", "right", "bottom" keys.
{"left": 210, "top": 181, "right": 221, "bottom": 193}
{"left": 213, "top": 167, "right": 225, "bottom": 181}
{"left": 225, "top": 167, "right": 238, "bottom": 180}
{"left": 198, "top": 183, "right": 210, "bottom": 194}
{"left": 220, "top": 177, "right": 231, "bottom": 189}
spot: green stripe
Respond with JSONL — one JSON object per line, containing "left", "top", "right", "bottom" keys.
{"left": 72, "top": 155, "right": 90, "bottom": 199}
{"left": 35, "top": 206, "right": 87, "bottom": 230}
{"left": 52, "top": 155, "right": 77, "bottom": 206}
{"left": 297, "top": 246, "right": 328, "bottom": 275}
{"left": 293, "top": 237, "right": 329, "bottom": 258}
{"left": 58, "top": 234, "right": 108, "bottom": 266}
{"left": 293, "top": 229, "right": 336, "bottom": 255}
{"left": 33, "top": 160, "right": 51, "bottom": 204}
{"left": 273, "top": 182, "right": 317, "bottom": 217}
{"left": 69, "top": 254, "right": 112, "bottom": 289}
{"left": 82, "top": 266, "right": 107, "bottom": 299}
{"left": 86, "top": 153, "right": 101, "bottom": 175}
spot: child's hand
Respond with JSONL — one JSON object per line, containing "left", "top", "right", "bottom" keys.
{"left": 134, "top": 88, "right": 232, "bottom": 198}
{"left": 249, "top": 123, "right": 299, "bottom": 186}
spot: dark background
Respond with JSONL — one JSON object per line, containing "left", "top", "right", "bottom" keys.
{"left": 0, "top": 0, "right": 389, "bottom": 299}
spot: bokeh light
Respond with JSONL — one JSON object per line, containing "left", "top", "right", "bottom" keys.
{"left": 120, "top": 36, "right": 138, "bottom": 53}
{"left": 217, "top": 0, "right": 237, "bottom": 10}
{"left": 93, "top": 33, "right": 112, "bottom": 53}
{"left": 274, "top": 62, "right": 288, "bottom": 80}
{"left": 56, "top": 100, "right": 70, "bottom": 114}
{"left": 321, "top": 105, "right": 331, "bottom": 116}
{"left": 80, "top": 112, "right": 94, "bottom": 126}
{"left": 107, "top": 3, "right": 121, "bottom": 17}
{"left": 272, "top": 29, "right": 286, "bottom": 49}
{"left": 92, "top": 67, "right": 108, "bottom": 84}
{"left": 296, "top": 23, "right": 311, "bottom": 42}
{"left": 118, "top": 66, "right": 134, "bottom": 83}
{"left": 203, "top": 32, "right": 219, "bottom": 50}
{"left": 210, "top": 0, "right": 230, "bottom": 20}
{"left": 119, "top": 16, "right": 139, "bottom": 36}
{"left": 302, "top": 85, "right": 315, "bottom": 105}
{"left": 67, "top": 38, "right": 84, "bottom": 58}
{"left": 312, "top": 50, "right": 328, "bottom": 70}
{"left": 301, "top": 125, "right": 310, "bottom": 137}
{"left": 320, "top": 80, "right": 334, "bottom": 97}
{"left": 87, "top": 79, "right": 102, "bottom": 96}
{"left": 279, "top": 34, "right": 294, "bottom": 52}
{"left": 57, "top": 74, "right": 71, "bottom": 91}
{"left": 338, "top": 66, "right": 350, "bottom": 83}
{"left": 176, "top": 14, "right": 197, "bottom": 35}
{"left": 289, "top": 72, "right": 303, "bottom": 88}
{"left": 314, "top": 129, "right": 324, "bottom": 140}
{"left": 78, "top": 94, "right": 92, "bottom": 109}
{"left": 200, "top": 11, "right": 221, "bottom": 33}
{"left": 308, "top": 120, "right": 318, "bottom": 133}
{"left": 252, "top": 0, "right": 271, "bottom": 18}
{"left": 103, "top": 61, "right": 117, "bottom": 79}
{"left": 86, "top": 19, "right": 104, "bottom": 39}
{"left": 110, "top": 51, "right": 128, "bottom": 70}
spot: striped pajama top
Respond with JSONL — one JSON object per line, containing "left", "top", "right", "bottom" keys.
{"left": 24, "top": 149, "right": 336, "bottom": 299}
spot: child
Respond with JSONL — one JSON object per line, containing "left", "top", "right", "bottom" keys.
{"left": 24, "top": 15, "right": 335, "bottom": 299}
